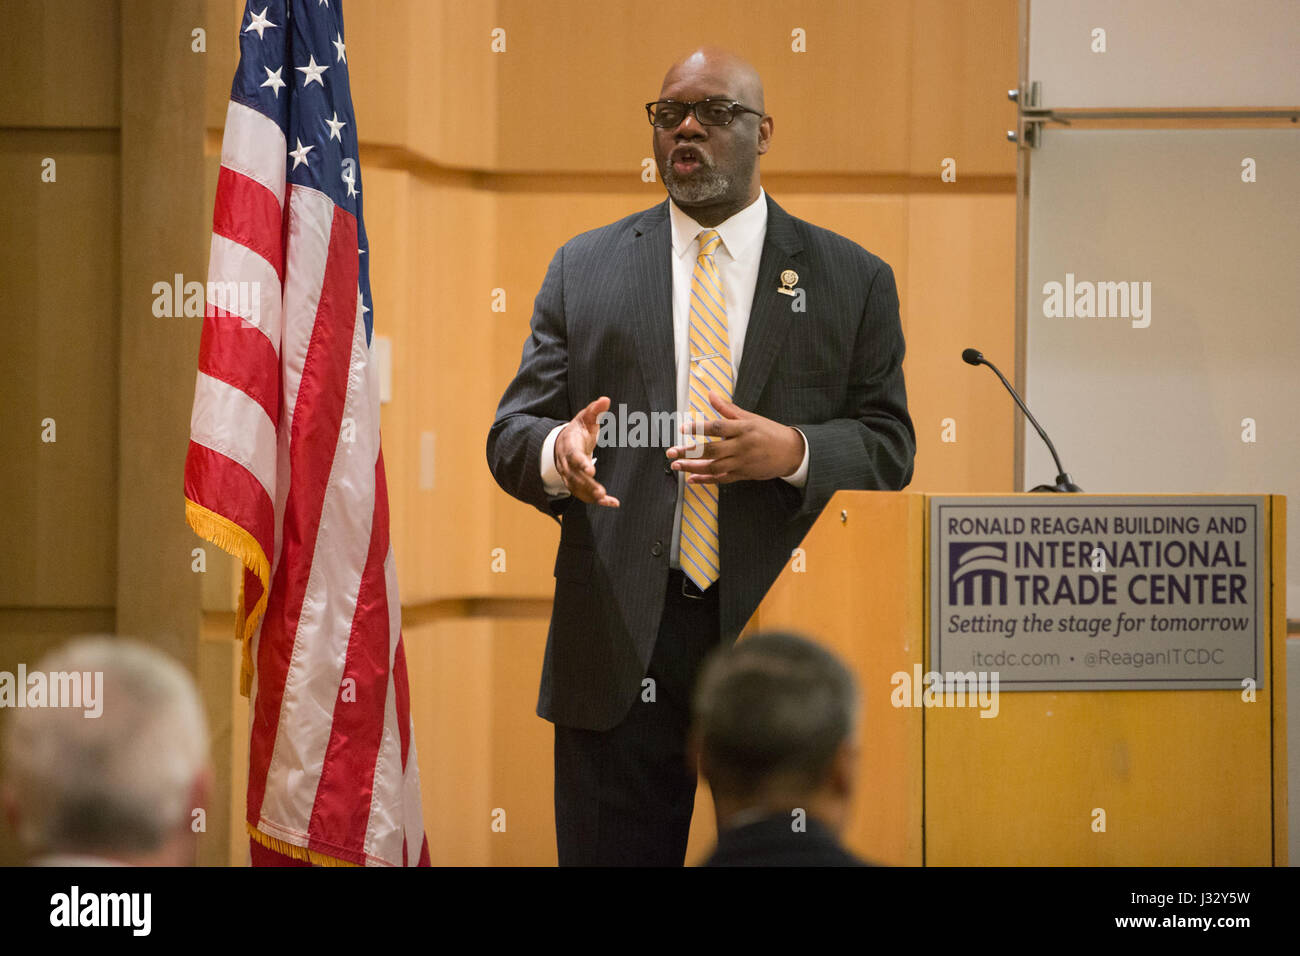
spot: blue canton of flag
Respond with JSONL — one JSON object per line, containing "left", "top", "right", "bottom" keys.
{"left": 234, "top": 0, "right": 374, "bottom": 342}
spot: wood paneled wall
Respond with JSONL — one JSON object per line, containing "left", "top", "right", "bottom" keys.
{"left": 1, "top": 0, "right": 1020, "bottom": 866}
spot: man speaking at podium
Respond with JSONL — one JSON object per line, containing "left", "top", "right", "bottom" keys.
{"left": 487, "top": 47, "right": 915, "bottom": 865}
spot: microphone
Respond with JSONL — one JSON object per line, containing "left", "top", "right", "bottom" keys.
{"left": 962, "top": 348, "right": 1082, "bottom": 493}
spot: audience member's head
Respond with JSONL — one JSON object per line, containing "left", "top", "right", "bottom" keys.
{"left": 1, "top": 636, "right": 211, "bottom": 866}
{"left": 691, "top": 630, "right": 860, "bottom": 833}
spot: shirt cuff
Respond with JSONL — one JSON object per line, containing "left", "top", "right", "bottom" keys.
{"left": 540, "top": 423, "right": 570, "bottom": 497}
{"left": 780, "top": 427, "right": 810, "bottom": 488}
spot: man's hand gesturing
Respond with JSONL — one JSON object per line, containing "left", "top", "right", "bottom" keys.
{"left": 555, "top": 396, "right": 620, "bottom": 508}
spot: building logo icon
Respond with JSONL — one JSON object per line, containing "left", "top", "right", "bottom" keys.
{"left": 949, "top": 542, "right": 1008, "bottom": 605}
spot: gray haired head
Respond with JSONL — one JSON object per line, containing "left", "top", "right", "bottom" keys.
{"left": 2, "top": 636, "right": 209, "bottom": 858}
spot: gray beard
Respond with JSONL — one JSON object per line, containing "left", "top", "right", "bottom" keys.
{"left": 663, "top": 163, "right": 733, "bottom": 204}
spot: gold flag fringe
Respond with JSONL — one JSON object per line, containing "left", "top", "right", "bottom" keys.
{"left": 246, "top": 822, "right": 360, "bottom": 867}
{"left": 185, "top": 497, "right": 269, "bottom": 697}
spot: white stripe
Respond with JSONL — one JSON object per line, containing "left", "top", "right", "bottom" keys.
{"left": 189, "top": 371, "right": 276, "bottom": 501}
{"left": 206, "top": 233, "right": 282, "bottom": 355}
{"left": 259, "top": 274, "right": 378, "bottom": 837}
{"left": 364, "top": 549, "right": 405, "bottom": 866}
{"left": 265, "top": 184, "right": 333, "bottom": 590}
{"left": 399, "top": 710, "right": 426, "bottom": 864}
{"left": 220, "top": 100, "right": 286, "bottom": 207}
{"left": 278, "top": 185, "right": 334, "bottom": 446}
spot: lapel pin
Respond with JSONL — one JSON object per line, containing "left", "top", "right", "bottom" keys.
{"left": 777, "top": 269, "right": 799, "bottom": 296}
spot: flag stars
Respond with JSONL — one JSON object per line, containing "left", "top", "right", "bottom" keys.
{"left": 325, "top": 111, "right": 347, "bottom": 141}
{"left": 289, "top": 138, "right": 315, "bottom": 170}
{"left": 261, "top": 65, "right": 286, "bottom": 97}
{"left": 297, "top": 54, "right": 329, "bottom": 88}
{"left": 332, "top": 32, "right": 347, "bottom": 64}
{"left": 343, "top": 164, "right": 359, "bottom": 197}
{"left": 244, "top": 7, "right": 276, "bottom": 39}
{"left": 358, "top": 286, "right": 370, "bottom": 319}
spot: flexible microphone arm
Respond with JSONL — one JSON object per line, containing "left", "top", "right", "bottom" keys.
{"left": 962, "top": 348, "right": 1082, "bottom": 493}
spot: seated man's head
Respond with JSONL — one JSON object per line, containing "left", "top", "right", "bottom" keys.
{"left": 1, "top": 636, "right": 211, "bottom": 865}
{"left": 691, "top": 630, "right": 860, "bottom": 833}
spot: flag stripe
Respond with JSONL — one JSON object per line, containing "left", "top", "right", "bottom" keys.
{"left": 190, "top": 371, "right": 278, "bottom": 501}
{"left": 206, "top": 231, "right": 284, "bottom": 354}
{"left": 213, "top": 166, "right": 286, "bottom": 283}
{"left": 306, "top": 430, "right": 392, "bottom": 861}
{"left": 183, "top": 441, "right": 275, "bottom": 558}
{"left": 247, "top": 198, "right": 359, "bottom": 826}
{"left": 198, "top": 307, "right": 281, "bottom": 425}
{"left": 219, "top": 99, "right": 287, "bottom": 208}
{"left": 257, "top": 212, "right": 376, "bottom": 839}
{"left": 364, "top": 599, "right": 406, "bottom": 866}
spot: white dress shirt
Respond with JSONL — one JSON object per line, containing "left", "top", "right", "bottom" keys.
{"left": 540, "top": 188, "right": 810, "bottom": 570}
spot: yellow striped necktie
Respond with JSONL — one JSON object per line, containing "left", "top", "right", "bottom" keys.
{"left": 678, "top": 229, "right": 732, "bottom": 591}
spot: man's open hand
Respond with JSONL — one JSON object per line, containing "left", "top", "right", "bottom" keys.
{"left": 666, "top": 393, "right": 805, "bottom": 484}
{"left": 555, "top": 396, "right": 620, "bottom": 507}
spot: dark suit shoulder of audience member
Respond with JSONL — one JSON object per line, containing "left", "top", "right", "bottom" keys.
{"left": 703, "top": 814, "right": 875, "bottom": 867}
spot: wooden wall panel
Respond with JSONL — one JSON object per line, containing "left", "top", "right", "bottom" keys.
{"left": 494, "top": 0, "right": 912, "bottom": 174}
{"left": 374, "top": 175, "right": 499, "bottom": 604}
{"left": 337, "top": 0, "right": 499, "bottom": 167}
{"left": 204, "top": 0, "right": 243, "bottom": 133}
{"left": 115, "top": 0, "right": 208, "bottom": 668}
{"left": 904, "top": 194, "right": 1017, "bottom": 493}
{"left": 0, "top": 133, "right": 120, "bottom": 606}
{"left": 406, "top": 618, "right": 494, "bottom": 864}
{"left": 404, "top": 616, "right": 554, "bottom": 865}
{"left": 0, "top": 0, "right": 121, "bottom": 128}
{"left": 487, "top": 618, "right": 555, "bottom": 865}
{"left": 907, "top": 0, "right": 1019, "bottom": 176}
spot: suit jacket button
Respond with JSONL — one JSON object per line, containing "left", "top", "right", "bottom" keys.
{"left": 651, "top": 540, "right": 663, "bottom": 556}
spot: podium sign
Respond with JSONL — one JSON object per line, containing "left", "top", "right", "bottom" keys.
{"left": 929, "top": 496, "right": 1267, "bottom": 691}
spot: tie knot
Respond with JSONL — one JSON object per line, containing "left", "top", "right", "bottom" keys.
{"left": 697, "top": 229, "right": 722, "bottom": 257}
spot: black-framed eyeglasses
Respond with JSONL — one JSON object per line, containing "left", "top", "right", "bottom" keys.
{"left": 645, "top": 98, "right": 764, "bottom": 128}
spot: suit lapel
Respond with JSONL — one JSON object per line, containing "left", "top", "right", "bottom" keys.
{"left": 627, "top": 202, "right": 677, "bottom": 416}
{"left": 733, "top": 195, "right": 804, "bottom": 410}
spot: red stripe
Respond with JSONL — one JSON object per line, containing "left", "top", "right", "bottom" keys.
{"left": 183, "top": 441, "right": 274, "bottom": 561}
{"left": 213, "top": 165, "right": 285, "bottom": 283}
{"left": 307, "top": 448, "right": 392, "bottom": 856}
{"left": 198, "top": 306, "right": 280, "bottom": 426}
{"left": 247, "top": 200, "right": 360, "bottom": 824}
{"left": 394, "top": 642, "right": 412, "bottom": 772}
{"left": 417, "top": 834, "right": 430, "bottom": 866}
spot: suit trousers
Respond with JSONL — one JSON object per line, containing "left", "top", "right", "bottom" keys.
{"left": 553, "top": 568, "right": 724, "bottom": 866}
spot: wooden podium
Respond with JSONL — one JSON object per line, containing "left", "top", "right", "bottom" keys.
{"left": 744, "top": 491, "right": 1288, "bottom": 866}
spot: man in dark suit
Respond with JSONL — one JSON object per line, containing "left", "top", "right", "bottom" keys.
{"left": 486, "top": 46, "right": 914, "bottom": 865}
{"left": 691, "top": 630, "right": 871, "bottom": 867}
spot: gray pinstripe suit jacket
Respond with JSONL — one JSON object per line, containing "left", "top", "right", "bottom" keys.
{"left": 487, "top": 194, "right": 915, "bottom": 731}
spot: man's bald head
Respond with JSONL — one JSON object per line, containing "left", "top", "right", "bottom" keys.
{"left": 659, "top": 47, "right": 765, "bottom": 113}
{"left": 652, "top": 47, "right": 773, "bottom": 226}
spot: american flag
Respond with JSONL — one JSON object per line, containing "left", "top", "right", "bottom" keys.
{"left": 184, "top": 0, "right": 429, "bottom": 867}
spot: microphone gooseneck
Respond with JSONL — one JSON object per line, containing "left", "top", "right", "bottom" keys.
{"left": 962, "top": 347, "right": 1082, "bottom": 493}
